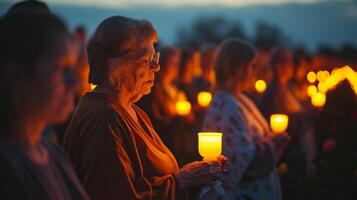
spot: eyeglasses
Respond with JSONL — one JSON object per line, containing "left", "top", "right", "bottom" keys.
{"left": 145, "top": 52, "right": 160, "bottom": 69}
{"left": 124, "top": 51, "right": 160, "bottom": 69}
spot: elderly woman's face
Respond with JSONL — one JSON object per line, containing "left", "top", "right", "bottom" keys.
{"left": 115, "top": 33, "right": 160, "bottom": 103}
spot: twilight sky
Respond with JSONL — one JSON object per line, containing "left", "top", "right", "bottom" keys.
{"left": 6, "top": 0, "right": 346, "bottom": 8}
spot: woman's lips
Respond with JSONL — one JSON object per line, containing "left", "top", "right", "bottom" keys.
{"left": 145, "top": 80, "right": 154, "bottom": 86}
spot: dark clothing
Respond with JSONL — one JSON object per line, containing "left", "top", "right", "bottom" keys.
{"left": 63, "top": 92, "right": 179, "bottom": 200}
{"left": 0, "top": 139, "right": 88, "bottom": 200}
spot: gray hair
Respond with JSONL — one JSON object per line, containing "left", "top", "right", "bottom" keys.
{"left": 87, "top": 16, "right": 157, "bottom": 85}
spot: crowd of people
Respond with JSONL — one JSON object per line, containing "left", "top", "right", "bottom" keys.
{"left": 0, "top": 1, "right": 356, "bottom": 200}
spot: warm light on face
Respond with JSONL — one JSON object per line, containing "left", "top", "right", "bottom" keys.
{"left": 307, "top": 85, "right": 317, "bottom": 97}
{"left": 175, "top": 100, "right": 191, "bottom": 116}
{"left": 307, "top": 71, "right": 316, "bottom": 83}
{"left": 270, "top": 114, "right": 289, "bottom": 134}
{"left": 197, "top": 91, "right": 212, "bottom": 107}
{"left": 311, "top": 92, "right": 326, "bottom": 107}
{"left": 255, "top": 79, "right": 267, "bottom": 93}
{"left": 198, "top": 132, "right": 222, "bottom": 160}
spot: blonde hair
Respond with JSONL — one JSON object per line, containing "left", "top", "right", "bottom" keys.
{"left": 214, "top": 38, "right": 257, "bottom": 89}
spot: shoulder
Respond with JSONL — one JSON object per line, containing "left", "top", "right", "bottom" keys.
{"left": 42, "top": 140, "right": 69, "bottom": 159}
{"left": 0, "top": 141, "right": 23, "bottom": 188}
{"left": 208, "top": 91, "right": 243, "bottom": 115}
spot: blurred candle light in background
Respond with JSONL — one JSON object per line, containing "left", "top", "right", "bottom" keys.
{"left": 255, "top": 79, "right": 267, "bottom": 93}
{"left": 270, "top": 114, "right": 289, "bottom": 134}
{"left": 311, "top": 92, "right": 326, "bottom": 107}
{"left": 197, "top": 91, "right": 212, "bottom": 107}
{"left": 317, "top": 70, "right": 328, "bottom": 82}
{"left": 307, "top": 71, "right": 316, "bottom": 83}
{"left": 307, "top": 85, "right": 318, "bottom": 97}
{"left": 318, "top": 81, "right": 328, "bottom": 93}
{"left": 176, "top": 100, "right": 191, "bottom": 116}
{"left": 198, "top": 132, "right": 222, "bottom": 160}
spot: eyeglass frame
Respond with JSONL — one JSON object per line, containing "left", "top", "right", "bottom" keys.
{"left": 132, "top": 51, "right": 160, "bottom": 70}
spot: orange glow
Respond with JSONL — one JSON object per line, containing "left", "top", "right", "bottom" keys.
{"left": 318, "top": 81, "right": 328, "bottom": 93}
{"left": 270, "top": 114, "right": 289, "bottom": 134}
{"left": 175, "top": 100, "right": 191, "bottom": 116}
{"left": 307, "top": 71, "right": 316, "bottom": 83}
{"left": 255, "top": 80, "right": 267, "bottom": 93}
{"left": 307, "top": 85, "right": 317, "bottom": 97}
{"left": 90, "top": 84, "right": 97, "bottom": 90}
{"left": 198, "top": 132, "right": 222, "bottom": 160}
{"left": 317, "top": 70, "right": 329, "bottom": 82}
{"left": 311, "top": 92, "right": 326, "bottom": 107}
{"left": 197, "top": 91, "right": 212, "bottom": 107}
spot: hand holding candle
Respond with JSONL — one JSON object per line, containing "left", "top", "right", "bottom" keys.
{"left": 270, "top": 114, "right": 289, "bottom": 134}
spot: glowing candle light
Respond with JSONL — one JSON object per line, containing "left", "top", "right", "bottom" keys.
{"left": 255, "top": 80, "right": 267, "bottom": 93}
{"left": 90, "top": 84, "right": 97, "bottom": 90}
{"left": 270, "top": 114, "right": 289, "bottom": 134}
{"left": 323, "top": 70, "right": 330, "bottom": 79}
{"left": 197, "top": 91, "right": 212, "bottom": 107}
{"left": 317, "top": 70, "right": 328, "bottom": 82}
{"left": 307, "top": 71, "right": 316, "bottom": 83}
{"left": 175, "top": 100, "right": 191, "bottom": 116}
{"left": 198, "top": 132, "right": 223, "bottom": 160}
{"left": 318, "top": 82, "right": 328, "bottom": 93}
{"left": 311, "top": 92, "right": 326, "bottom": 107}
{"left": 307, "top": 85, "right": 317, "bottom": 97}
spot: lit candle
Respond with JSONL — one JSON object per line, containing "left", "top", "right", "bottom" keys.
{"left": 175, "top": 100, "right": 191, "bottom": 116}
{"left": 270, "top": 114, "right": 289, "bottom": 134}
{"left": 311, "top": 92, "right": 326, "bottom": 107}
{"left": 255, "top": 80, "right": 267, "bottom": 93}
{"left": 197, "top": 91, "right": 212, "bottom": 107}
{"left": 198, "top": 132, "right": 223, "bottom": 160}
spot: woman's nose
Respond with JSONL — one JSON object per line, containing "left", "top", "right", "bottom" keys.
{"left": 150, "top": 62, "right": 160, "bottom": 72}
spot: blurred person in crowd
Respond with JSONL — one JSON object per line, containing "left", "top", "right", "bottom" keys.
{"left": 0, "top": 12, "right": 88, "bottom": 199}
{"left": 137, "top": 46, "right": 182, "bottom": 145}
{"left": 72, "top": 25, "right": 91, "bottom": 97}
{"left": 5, "top": 0, "right": 50, "bottom": 15}
{"left": 194, "top": 43, "right": 217, "bottom": 92}
{"left": 259, "top": 49, "right": 303, "bottom": 119}
{"left": 63, "top": 16, "right": 227, "bottom": 200}
{"left": 290, "top": 49, "right": 311, "bottom": 105}
{"left": 203, "top": 38, "right": 290, "bottom": 200}
{"left": 254, "top": 48, "right": 274, "bottom": 84}
{"left": 52, "top": 25, "right": 91, "bottom": 145}
{"left": 178, "top": 48, "right": 201, "bottom": 104}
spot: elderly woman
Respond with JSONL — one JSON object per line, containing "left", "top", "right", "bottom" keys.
{"left": 202, "top": 38, "right": 290, "bottom": 200}
{"left": 63, "top": 16, "right": 226, "bottom": 200}
{"left": 0, "top": 12, "right": 88, "bottom": 199}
